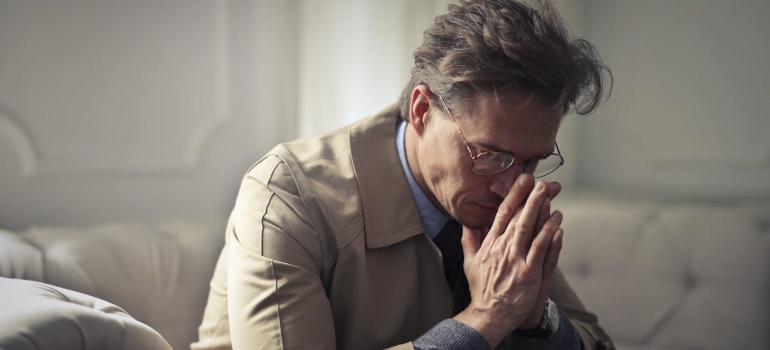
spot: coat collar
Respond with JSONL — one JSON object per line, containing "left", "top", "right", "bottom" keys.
{"left": 350, "top": 103, "right": 426, "bottom": 249}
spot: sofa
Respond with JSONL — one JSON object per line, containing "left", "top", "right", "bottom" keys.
{"left": 554, "top": 193, "right": 770, "bottom": 350}
{"left": 1, "top": 193, "right": 768, "bottom": 350}
{"left": 0, "top": 221, "right": 225, "bottom": 350}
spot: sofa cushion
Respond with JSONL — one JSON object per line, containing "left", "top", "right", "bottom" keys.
{"left": 0, "top": 277, "right": 171, "bottom": 350}
{"left": 556, "top": 196, "right": 770, "bottom": 350}
{"left": 0, "top": 221, "right": 224, "bottom": 350}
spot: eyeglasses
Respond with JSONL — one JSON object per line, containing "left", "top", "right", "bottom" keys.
{"left": 438, "top": 95, "right": 564, "bottom": 177}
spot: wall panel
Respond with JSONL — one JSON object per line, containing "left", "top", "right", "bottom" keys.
{"left": 0, "top": 0, "right": 295, "bottom": 229}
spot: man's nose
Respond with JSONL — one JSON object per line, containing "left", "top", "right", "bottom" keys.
{"left": 489, "top": 165, "right": 524, "bottom": 198}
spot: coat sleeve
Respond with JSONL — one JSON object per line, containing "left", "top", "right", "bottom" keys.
{"left": 226, "top": 155, "right": 336, "bottom": 350}
{"left": 548, "top": 268, "right": 616, "bottom": 350}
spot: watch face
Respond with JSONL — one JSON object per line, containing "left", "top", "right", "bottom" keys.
{"left": 547, "top": 299, "right": 559, "bottom": 331}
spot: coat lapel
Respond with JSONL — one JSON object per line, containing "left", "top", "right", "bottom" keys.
{"left": 349, "top": 104, "right": 425, "bottom": 249}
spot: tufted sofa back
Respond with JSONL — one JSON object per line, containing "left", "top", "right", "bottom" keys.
{"left": 556, "top": 195, "right": 770, "bottom": 350}
{"left": 2, "top": 197, "right": 768, "bottom": 350}
{"left": 0, "top": 222, "right": 224, "bottom": 350}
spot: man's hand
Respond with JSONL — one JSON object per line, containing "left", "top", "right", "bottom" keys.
{"left": 453, "top": 174, "right": 564, "bottom": 348}
{"left": 488, "top": 178, "right": 563, "bottom": 331}
{"left": 517, "top": 181, "right": 564, "bottom": 330}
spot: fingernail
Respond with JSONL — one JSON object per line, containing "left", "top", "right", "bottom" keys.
{"left": 536, "top": 181, "right": 545, "bottom": 192}
{"left": 518, "top": 174, "right": 530, "bottom": 185}
{"left": 550, "top": 210, "right": 562, "bottom": 222}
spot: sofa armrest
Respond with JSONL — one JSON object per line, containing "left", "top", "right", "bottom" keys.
{"left": 0, "top": 277, "right": 172, "bottom": 350}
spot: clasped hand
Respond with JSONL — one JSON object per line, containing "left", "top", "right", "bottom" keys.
{"left": 453, "top": 173, "right": 563, "bottom": 348}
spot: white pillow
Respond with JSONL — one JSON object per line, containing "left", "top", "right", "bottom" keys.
{"left": 0, "top": 277, "right": 171, "bottom": 350}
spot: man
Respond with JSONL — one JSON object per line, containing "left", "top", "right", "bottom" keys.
{"left": 193, "top": 0, "right": 613, "bottom": 349}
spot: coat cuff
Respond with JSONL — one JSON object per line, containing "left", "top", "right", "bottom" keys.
{"left": 413, "top": 318, "right": 491, "bottom": 350}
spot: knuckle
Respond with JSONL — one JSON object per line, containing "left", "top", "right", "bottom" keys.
{"left": 489, "top": 223, "right": 504, "bottom": 237}
{"left": 487, "top": 243, "right": 504, "bottom": 257}
{"left": 531, "top": 240, "right": 548, "bottom": 252}
{"left": 542, "top": 220, "right": 559, "bottom": 233}
{"left": 496, "top": 204, "right": 516, "bottom": 218}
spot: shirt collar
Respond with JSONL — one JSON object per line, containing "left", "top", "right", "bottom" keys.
{"left": 396, "top": 120, "right": 450, "bottom": 239}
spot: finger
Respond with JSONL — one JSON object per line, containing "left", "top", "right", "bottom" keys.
{"left": 542, "top": 228, "right": 563, "bottom": 277}
{"left": 526, "top": 210, "right": 562, "bottom": 268}
{"left": 547, "top": 181, "right": 562, "bottom": 201}
{"left": 526, "top": 182, "right": 559, "bottom": 232}
{"left": 488, "top": 173, "right": 534, "bottom": 238}
{"left": 461, "top": 226, "right": 483, "bottom": 261}
{"left": 521, "top": 182, "right": 558, "bottom": 234}
{"left": 511, "top": 181, "right": 550, "bottom": 255}
{"left": 510, "top": 178, "right": 552, "bottom": 226}
{"left": 534, "top": 197, "right": 552, "bottom": 239}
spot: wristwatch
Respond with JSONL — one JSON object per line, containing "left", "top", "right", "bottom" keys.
{"left": 513, "top": 297, "right": 560, "bottom": 339}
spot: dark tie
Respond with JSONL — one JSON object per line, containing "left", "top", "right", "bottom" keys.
{"left": 432, "top": 220, "right": 471, "bottom": 315}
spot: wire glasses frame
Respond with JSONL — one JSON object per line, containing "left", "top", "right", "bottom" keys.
{"left": 438, "top": 95, "right": 564, "bottom": 177}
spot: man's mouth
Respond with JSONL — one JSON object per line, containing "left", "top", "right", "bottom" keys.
{"left": 477, "top": 201, "right": 501, "bottom": 210}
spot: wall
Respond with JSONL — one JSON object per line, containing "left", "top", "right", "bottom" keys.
{"left": 0, "top": 0, "right": 297, "bottom": 230}
{"left": 297, "top": 0, "right": 452, "bottom": 136}
{"left": 0, "top": 0, "right": 448, "bottom": 230}
{"left": 548, "top": 0, "right": 587, "bottom": 188}
{"left": 576, "top": 0, "right": 770, "bottom": 197}
{"left": 3, "top": 0, "right": 767, "bottom": 231}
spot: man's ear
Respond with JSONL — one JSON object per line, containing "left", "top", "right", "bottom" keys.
{"left": 409, "top": 85, "right": 435, "bottom": 136}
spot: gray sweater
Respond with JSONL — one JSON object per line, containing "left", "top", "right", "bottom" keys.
{"left": 413, "top": 309, "right": 579, "bottom": 350}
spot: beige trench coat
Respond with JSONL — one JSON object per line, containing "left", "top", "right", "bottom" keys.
{"left": 192, "top": 104, "right": 614, "bottom": 350}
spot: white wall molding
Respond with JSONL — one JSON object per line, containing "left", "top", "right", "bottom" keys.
{"left": 0, "top": 110, "right": 37, "bottom": 177}
{"left": 0, "top": 0, "right": 280, "bottom": 229}
{"left": 0, "top": 1, "right": 232, "bottom": 176}
{"left": 180, "top": 0, "right": 230, "bottom": 173}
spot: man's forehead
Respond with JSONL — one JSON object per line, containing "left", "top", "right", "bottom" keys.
{"left": 459, "top": 90, "right": 561, "bottom": 117}
{"left": 463, "top": 93, "right": 562, "bottom": 127}
{"left": 457, "top": 92, "right": 561, "bottom": 156}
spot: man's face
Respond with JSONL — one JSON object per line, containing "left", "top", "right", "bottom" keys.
{"left": 414, "top": 90, "right": 562, "bottom": 228}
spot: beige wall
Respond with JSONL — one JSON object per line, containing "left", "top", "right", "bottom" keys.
{"left": 0, "top": 0, "right": 295, "bottom": 230}
{"left": 1, "top": 0, "right": 767, "bottom": 230}
{"left": 575, "top": 0, "right": 770, "bottom": 197}
{"left": 0, "top": 0, "right": 447, "bottom": 230}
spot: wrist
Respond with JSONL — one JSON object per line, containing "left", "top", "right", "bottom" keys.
{"left": 453, "top": 307, "right": 508, "bottom": 348}
{"left": 519, "top": 294, "right": 548, "bottom": 329}
{"left": 518, "top": 313, "right": 543, "bottom": 330}
{"left": 513, "top": 297, "right": 560, "bottom": 340}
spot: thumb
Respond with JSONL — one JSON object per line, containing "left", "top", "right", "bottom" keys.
{"left": 461, "top": 226, "right": 483, "bottom": 261}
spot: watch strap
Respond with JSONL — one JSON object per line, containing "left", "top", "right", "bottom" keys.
{"left": 512, "top": 298, "right": 558, "bottom": 339}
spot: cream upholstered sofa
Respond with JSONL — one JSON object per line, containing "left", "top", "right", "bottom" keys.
{"left": 0, "top": 221, "right": 224, "bottom": 350}
{"left": 1, "top": 194, "right": 768, "bottom": 350}
{"left": 554, "top": 193, "right": 770, "bottom": 350}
